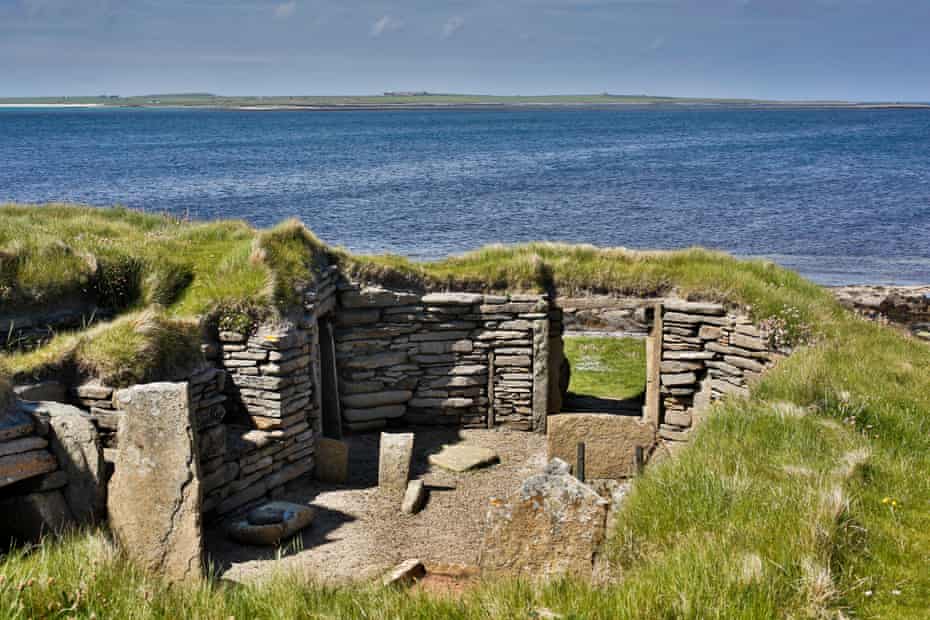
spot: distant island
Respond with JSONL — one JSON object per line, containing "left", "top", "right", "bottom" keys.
{"left": 1, "top": 92, "right": 928, "bottom": 110}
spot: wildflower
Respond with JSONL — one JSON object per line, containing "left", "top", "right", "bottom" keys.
{"left": 864, "top": 590, "right": 873, "bottom": 597}
{"left": 882, "top": 497, "right": 891, "bottom": 504}
{"left": 892, "top": 589, "right": 902, "bottom": 595}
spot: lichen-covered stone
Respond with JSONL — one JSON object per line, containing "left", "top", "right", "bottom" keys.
{"left": 479, "top": 458, "right": 608, "bottom": 578}
{"left": 379, "top": 432, "right": 413, "bottom": 498}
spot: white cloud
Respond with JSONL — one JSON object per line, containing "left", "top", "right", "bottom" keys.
{"left": 441, "top": 15, "right": 465, "bottom": 39}
{"left": 274, "top": 1, "right": 297, "bottom": 18}
{"left": 371, "top": 15, "right": 403, "bottom": 37}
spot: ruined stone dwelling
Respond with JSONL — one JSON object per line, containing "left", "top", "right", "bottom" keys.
{"left": 1, "top": 251, "right": 788, "bottom": 576}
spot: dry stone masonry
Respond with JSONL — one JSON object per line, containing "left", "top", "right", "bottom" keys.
{"left": 657, "top": 299, "right": 785, "bottom": 443}
{"left": 334, "top": 287, "right": 561, "bottom": 431}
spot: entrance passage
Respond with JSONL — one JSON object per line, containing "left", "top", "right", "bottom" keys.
{"left": 562, "top": 335, "right": 646, "bottom": 415}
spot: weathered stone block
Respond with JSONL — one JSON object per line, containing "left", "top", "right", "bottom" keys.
{"left": 341, "top": 287, "right": 420, "bottom": 308}
{"left": 110, "top": 383, "right": 202, "bottom": 583}
{"left": 421, "top": 292, "right": 483, "bottom": 305}
{"left": 315, "top": 438, "right": 348, "bottom": 483}
{"left": 547, "top": 414, "right": 655, "bottom": 479}
{"left": 379, "top": 432, "right": 414, "bottom": 498}
{"left": 479, "top": 459, "right": 608, "bottom": 579}
{"left": 662, "top": 372, "right": 698, "bottom": 387}
{"left": 0, "top": 408, "right": 35, "bottom": 442}
{"left": 663, "top": 300, "right": 726, "bottom": 315}
{"left": 401, "top": 479, "right": 426, "bottom": 514}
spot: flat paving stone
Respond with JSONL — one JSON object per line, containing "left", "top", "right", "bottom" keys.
{"left": 428, "top": 444, "right": 500, "bottom": 473}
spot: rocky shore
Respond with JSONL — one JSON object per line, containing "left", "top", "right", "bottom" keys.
{"left": 831, "top": 285, "right": 930, "bottom": 341}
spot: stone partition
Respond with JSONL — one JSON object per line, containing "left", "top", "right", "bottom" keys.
{"left": 205, "top": 265, "right": 338, "bottom": 518}
{"left": 657, "top": 300, "right": 785, "bottom": 443}
{"left": 333, "top": 288, "right": 554, "bottom": 431}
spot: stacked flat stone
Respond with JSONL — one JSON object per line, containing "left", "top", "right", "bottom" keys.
{"left": 658, "top": 299, "right": 782, "bottom": 442}
{"left": 209, "top": 322, "right": 317, "bottom": 518}
{"left": 1, "top": 401, "right": 73, "bottom": 541}
{"left": 334, "top": 287, "right": 550, "bottom": 431}
{"left": 0, "top": 403, "right": 60, "bottom": 490}
{"left": 73, "top": 382, "right": 120, "bottom": 448}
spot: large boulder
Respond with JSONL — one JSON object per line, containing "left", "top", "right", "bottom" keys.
{"left": 109, "top": 383, "right": 202, "bottom": 583}
{"left": 20, "top": 401, "right": 105, "bottom": 524}
{"left": 547, "top": 413, "right": 655, "bottom": 480}
{"left": 479, "top": 459, "right": 609, "bottom": 579}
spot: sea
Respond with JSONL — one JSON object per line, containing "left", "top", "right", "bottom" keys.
{"left": 1, "top": 105, "right": 928, "bottom": 285}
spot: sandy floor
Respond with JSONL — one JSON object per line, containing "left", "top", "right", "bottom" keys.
{"left": 206, "top": 428, "right": 548, "bottom": 584}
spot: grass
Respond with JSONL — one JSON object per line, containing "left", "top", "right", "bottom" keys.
{"left": 563, "top": 336, "right": 646, "bottom": 400}
{"left": 350, "top": 243, "right": 834, "bottom": 327}
{"left": 0, "top": 311, "right": 202, "bottom": 388}
{"left": 1, "top": 204, "right": 929, "bottom": 617}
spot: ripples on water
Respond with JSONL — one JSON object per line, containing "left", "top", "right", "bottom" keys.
{"left": 1, "top": 106, "right": 928, "bottom": 284}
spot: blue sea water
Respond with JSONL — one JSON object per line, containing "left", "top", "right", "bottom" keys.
{"left": 1, "top": 106, "right": 928, "bottom": 285}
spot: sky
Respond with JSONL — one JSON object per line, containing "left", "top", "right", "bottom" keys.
{"left": 2, "top": 0, "right": 929, "bottom": 101}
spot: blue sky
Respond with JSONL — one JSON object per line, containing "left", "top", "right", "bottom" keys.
{"left": 2, "top": 0, "right": 929, "bottom": 100}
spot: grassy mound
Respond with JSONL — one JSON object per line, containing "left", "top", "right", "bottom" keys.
{"left": 0, "top": 311, "right": 202, "bottom": 388}
{"left": 0, "top": 204, "right": 335, "bottom": 319}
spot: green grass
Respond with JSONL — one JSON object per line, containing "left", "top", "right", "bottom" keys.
{"left": 563, "top": 336, "right": 646, "bottom": 400}
{"left": 350, "top": 243, "right": 834, "bottom": 328}
{"left": 0, "top": 311, "right": 202, "bottom": 388}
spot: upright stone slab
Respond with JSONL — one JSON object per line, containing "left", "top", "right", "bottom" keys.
{"left": 378, "top": 432, "right": 414, "bottom": 499}
{"left": 109, "top": 383, "right": 202, "bottom": 583}
{"left": 532, "top": 318, "right": 550, "bottom": 433}
{"left": 479, "top": 459, "right": 609, "bottom": 579}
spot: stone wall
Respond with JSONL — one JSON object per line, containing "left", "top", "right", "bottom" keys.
{"left": 332, "top": 287, "right": 558, "bottom": 432}
{"left": 205, "top": 265, "right": 338, "bottom": 518}
{"left": 657, "top": 300, "right": 785, "bottom": 443}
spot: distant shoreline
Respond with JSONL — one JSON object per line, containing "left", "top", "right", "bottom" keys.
{"left": 2, "top": 102, "right": 929, "bottom": 112}
{"left": 2, "top": 93, "right": 928, "bottom": 112}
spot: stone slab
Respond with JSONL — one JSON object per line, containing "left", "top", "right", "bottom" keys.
{"left": 0, "top": 449, "right": 58, "bottom": 488}
{"left": 315, "top": 438, "right": 349, "bottom": 484}
{"left": 428, "top": 444, "right": 499, "bottom": 472}
{"left": 109, "top": 383, "right": 202, "bottom": 583}
{"left": 383, "top": 559, "right": 426, "bottom": 586}
{"left": 401, "top": 479, "right": 426, "bottom": 514}
{"left": 379, "top": 432, "right": 414, "bottom": 498}
{"left": 547, "top": 414, "right": 656, "bottom": 479}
